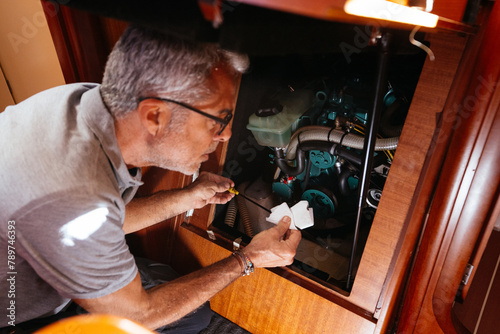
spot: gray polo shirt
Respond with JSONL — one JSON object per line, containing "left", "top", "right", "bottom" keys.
{"left": 0, "top": 83, "right": 143, "bottom": 326}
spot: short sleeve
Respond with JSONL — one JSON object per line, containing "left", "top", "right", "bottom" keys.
{"left": 13, "top": 191, "right": 137, "bottom": 299}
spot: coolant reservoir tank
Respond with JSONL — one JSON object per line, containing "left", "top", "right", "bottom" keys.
{"left": 246, "top": 90, "right": 314, "bottom": 147}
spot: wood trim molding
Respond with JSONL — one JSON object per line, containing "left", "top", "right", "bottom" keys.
{"left": 41, "top": 0, "right": 110, "bottom": 83}
{"left": 41, "top": 0, "right": 77, "bottom": 83}
{"left": 432, "top": 58, "right": 500, "bottom": 332}
{"left": 374, "top": 5, "right": 491, "bottom": 333}
{"left": 397, "top": 2, "right": 500, "bottom": 332}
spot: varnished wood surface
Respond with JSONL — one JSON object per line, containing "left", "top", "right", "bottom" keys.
{"left": 173, "top": 227, "right": 377, "bottom": 334}
{"left": 127, "top": 168, "right": 192, "bottom": 265}
{"left": 42, "top": 1, "right": 129, "bottom": 84}
{"left": 372, "top": 9, "right": 488, "bottom": 331}
{"left": 42, "top": 0, "right": 77, "bottom": 84}
{"left": 398, "top": 2, "right": 500, "bottom": 332}
{"left": 432, "top": 0, "right": 469, "bottom": 22}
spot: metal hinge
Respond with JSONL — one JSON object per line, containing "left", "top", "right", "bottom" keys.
{"left": 461, "top": 263, "right": 474, "bottom": 285}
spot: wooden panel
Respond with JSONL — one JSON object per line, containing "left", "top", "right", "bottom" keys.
{"left": 97, "top": 16, "right": 129, "bottom": 51}
{"left": 127, "top": 168, "right": 192, "bottom": 265}
{"left": 42, "top": 1, "right": 110, "bottom": 83}
{"left": 453, "top": 230, "right": 500, "bottom": 333}
{"left": 432, "top": 0, "right": 468, "bottom": 22}
{"left": 432, "top": 51, "right": 500, "bottom": 332}
{"left": 398, "top": 2, "right": 500, "bottom": 332}
{"left": 373, "top": 8, "right": 487, "bottom": 332}
{"left": 42, "top": 1, "right": 77, "bottom": 83}
{"left": 477, "top": 265, "right": 500, "bottom": 333}
{"left": 42, "top": 2, "right": 128, "bottom": 84}
{"left": 173, "top": 227, "right": 377, "bottom": 334}
{"left": 42, "top": 3, "right": 127, "bottom": 84}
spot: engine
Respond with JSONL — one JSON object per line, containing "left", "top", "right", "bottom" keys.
{"left": 247, "top": 76, "right": 404, "bottom": 231}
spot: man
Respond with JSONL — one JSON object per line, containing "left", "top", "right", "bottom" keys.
{"left": 0, "top": 25, "right": 301, "bottom": 332}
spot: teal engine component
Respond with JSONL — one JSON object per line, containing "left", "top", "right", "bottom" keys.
{"left": 248, "top": 77, "right": 401, "bottom": 230}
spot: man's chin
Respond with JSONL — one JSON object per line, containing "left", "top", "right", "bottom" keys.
{"left": 180, "top": 168, "right": 198, "bottom": 176}
{"left": 151, "top": 161, "right": 200, "bottom": 176}
{"left": 175, "top": 163, "right": 202, "bottom": 176}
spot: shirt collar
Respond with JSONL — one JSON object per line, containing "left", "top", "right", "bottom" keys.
{"left": 79, "top": 85, "right": 143, "bottom": 192}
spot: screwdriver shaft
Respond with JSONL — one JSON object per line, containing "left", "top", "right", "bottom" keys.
{"left": 228, "top": 187, "right": 271, "bottom": 213}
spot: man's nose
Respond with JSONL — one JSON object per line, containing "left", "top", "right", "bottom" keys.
{"left": 215, "top": 125, "right": 232, "bottom": 142}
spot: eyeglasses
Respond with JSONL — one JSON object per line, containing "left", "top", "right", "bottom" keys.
{"left": 138, "top": 97, "right": 233, "bottom": 135}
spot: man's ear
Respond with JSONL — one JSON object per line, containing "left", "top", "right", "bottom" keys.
{"left": 136, "top": 99, "right": 171, "bottom": 137}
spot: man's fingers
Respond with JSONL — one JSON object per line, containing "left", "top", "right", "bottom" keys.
{"left": 275, "top": 216, "right": 292, "bottom": 234}
{"left": 201, "top": 171, "right": 234, "bottom": 189}
{"left": 212, "top": 192, "right": 234, "bottom": 204}
{"left": 284, "top": 229, "right": 301, "bottom": 248}
{"left": 219, "top": 182, "right": 233, "bottom": 192}
{"left": 275, "top": 216, "right": 301, "bottom": 248}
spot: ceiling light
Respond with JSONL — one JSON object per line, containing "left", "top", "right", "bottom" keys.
{"left": 344, "top": 0, "right": 439, "bottom": 28}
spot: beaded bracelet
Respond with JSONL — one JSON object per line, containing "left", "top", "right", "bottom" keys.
{"left": 232, "top": 250, "right": 254, "bottom": 276}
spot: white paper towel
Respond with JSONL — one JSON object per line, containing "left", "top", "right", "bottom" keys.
{"left": 266, "top": 201, "right": 314, "bottom": 230}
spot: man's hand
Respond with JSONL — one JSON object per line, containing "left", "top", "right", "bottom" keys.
{"left": 124, "top": 172, "right": 234, "bottom": 233}
{"left": 243, "top": 216, "right": 301, "bottom": 268}
{"left": 185, "top": 171, "right": 235, "bottom": 209}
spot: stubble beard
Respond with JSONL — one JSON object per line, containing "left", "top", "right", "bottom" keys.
{"left": 146, "top": 127, "right": 217, "bottom": 176}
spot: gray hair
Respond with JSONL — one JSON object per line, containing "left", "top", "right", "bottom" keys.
{"left": 101, "top": 25, "right": 249, "bottom": 118}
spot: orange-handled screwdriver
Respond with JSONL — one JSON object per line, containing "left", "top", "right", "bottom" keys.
{"left": 228, "top": 187, "right": 271, "bottom": 213}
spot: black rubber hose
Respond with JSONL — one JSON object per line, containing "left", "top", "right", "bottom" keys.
{"left": 274, "top": 147, "right": 305, "bottom": 176}
{"left": 338, "top": 167, "right": 358, "bottom": 197}
{"left": 335, "top": 147, "right": 362, "bottom": 167}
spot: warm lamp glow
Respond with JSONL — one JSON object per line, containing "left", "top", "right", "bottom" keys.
{"left": 344, "top": 0, "right": 439, "bottom": 28}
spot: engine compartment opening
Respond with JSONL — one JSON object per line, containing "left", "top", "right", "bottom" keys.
{"left": 212, "top": 45, "right": 426, "bottom": 294}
